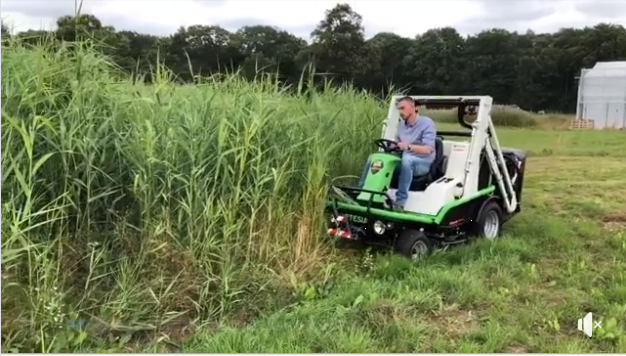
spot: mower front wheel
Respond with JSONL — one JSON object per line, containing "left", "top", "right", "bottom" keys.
{"left": 395, "top": 229, "right": 431, "bottom": 262}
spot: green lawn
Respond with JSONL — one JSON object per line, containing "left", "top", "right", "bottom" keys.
{"left": 179, "top": 128, "right": 626, "bottom": 353}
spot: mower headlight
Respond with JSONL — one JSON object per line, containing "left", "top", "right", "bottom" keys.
{"left": 370, "top": 160, "right": 383, "bottom": 174}
{"left": 373, "top": 220, "right": 386, "bottom": 235}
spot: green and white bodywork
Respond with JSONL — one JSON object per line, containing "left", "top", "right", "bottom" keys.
{"left": 327, "top": 95, "right": 527, "bottom": 257}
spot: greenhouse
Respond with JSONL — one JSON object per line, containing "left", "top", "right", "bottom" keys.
{"left": 576, "top": 61, "right": 626, "bottom": 129}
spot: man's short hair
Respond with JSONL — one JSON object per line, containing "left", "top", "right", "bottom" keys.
{"left": 396, "top": 96, "right": 415, "bottom": 105}
{"left": 397, "top": 96, "right": 418, "bottom": 112}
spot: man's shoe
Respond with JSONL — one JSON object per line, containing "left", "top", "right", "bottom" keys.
{"left": 392, "top": 203, "right": 405, "bottom": 211}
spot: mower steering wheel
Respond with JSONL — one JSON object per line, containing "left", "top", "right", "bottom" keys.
{"left": 375, "top": 139, "right": 402, "bottom": 153}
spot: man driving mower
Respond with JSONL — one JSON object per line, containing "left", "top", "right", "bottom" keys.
{"left": 357, "top": 96, "right": 437, "bottom": 209}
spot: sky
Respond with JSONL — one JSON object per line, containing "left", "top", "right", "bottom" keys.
{"left": 2, "top": 0, "right": 626, "bottom": 40}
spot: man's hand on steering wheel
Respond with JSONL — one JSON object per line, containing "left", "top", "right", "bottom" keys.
{"left": 375, "top": 139, "right": 402, "bottom": 153}
{"left": 397, "top": 141, "right": 409, "bottom": 151}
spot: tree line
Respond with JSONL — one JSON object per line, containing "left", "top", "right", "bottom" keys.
{"left": 3, "top": 3, "right": 626, "bottom": 112}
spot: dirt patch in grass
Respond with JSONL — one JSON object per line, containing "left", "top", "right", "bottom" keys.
{"left": 602, "top": 213, "right": 626, "bottom": 230}
{"left": 426, "top": 304, "right": 480, "bottom": 336}
{"left": 228, "top": 309, "right": 257, "bottom": 328}
{"left": 123, "top": 317, "right": 196, "bottom": 353}
{"left": 359, "top": 301, "right": 415, "bottom": 326}
{"left": 505, "top": 344, "right": 529, "bottom": 353}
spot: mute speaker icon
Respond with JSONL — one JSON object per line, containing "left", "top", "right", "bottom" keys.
{"left": 577, "top": 312, "right": 601, "bottom": 337}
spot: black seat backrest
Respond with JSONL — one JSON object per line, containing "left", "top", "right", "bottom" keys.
{"left": 429, "top": 137, "right": 445, "bottom": 178}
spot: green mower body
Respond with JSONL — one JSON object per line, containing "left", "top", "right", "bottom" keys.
{"left": 356, "top": 152, "right": 400, "bottom": 204}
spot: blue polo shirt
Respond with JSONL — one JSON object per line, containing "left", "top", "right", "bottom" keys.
{"left": 395, "top": 115, "right": 437, "bottom": 163}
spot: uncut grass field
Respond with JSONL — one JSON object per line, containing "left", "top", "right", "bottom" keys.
{"left": 2, "top": 42, "right": 625, "bottom": 353}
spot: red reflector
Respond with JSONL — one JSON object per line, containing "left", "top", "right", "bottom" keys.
{"left": 340, "top": 231, "right": 351, "bottom": 239}
{"left": 328, "top": 228, "right": 337, "bottom": 235}
{"left": 448, "top": 218, "right": 465, "bottom": 226}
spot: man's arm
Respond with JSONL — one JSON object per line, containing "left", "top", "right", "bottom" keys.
{"left": 388, "top": 131, "right": 400, "bottom": 149}
{"left": 408, "top": 119, "right": 436, "bottom": 155}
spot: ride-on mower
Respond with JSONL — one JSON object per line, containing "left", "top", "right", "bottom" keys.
{"left": 326, "top": 96, "right": 527, "bottom": 261}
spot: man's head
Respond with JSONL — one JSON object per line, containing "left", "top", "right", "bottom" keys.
{"left": 397, "top": 96, "right": 418, "bottom": 120}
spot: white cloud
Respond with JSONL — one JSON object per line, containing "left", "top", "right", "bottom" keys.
{"left": 2, "top": 9, "right": 51, "bottom": 32}
{"left": 2, "top": 0, "right": 625, "bottom": 39}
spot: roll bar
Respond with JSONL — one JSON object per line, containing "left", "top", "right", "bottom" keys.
{"left": 438, "top": 131, "right": 472, "bottom": 137}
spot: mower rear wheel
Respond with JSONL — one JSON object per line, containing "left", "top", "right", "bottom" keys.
{"left": 395, "top": 229, "right": 431, "bottom": 262}
{"left": 473, "top": 201, "right": 503, "bottom": 240}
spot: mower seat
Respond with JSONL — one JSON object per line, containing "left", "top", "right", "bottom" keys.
{"left": 409, "top": 137, "right": 445, "bottom": 190}
{"left": 390, "top": 137, "right": 445, "bottom": 191}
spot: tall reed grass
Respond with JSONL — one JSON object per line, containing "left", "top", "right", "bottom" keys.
{"left": 1, "top": 40, "right": 385, "bottom": 352}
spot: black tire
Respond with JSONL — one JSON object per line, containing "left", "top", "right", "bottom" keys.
{"left": 472, "top": 201, "right": 503, "bottom": 240}
{"left": 395, "top": 229, "right": 431, "bottom": 262}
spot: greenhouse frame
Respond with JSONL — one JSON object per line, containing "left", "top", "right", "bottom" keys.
{"left": 576, "top": 61, "right": 626, "bottom": 129}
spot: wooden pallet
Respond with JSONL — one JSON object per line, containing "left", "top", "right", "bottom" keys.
{"left": 569, "top": 119, "right": 595, "bottom": 130}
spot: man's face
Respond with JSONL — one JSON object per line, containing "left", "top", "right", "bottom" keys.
{"left": 397, "top": 100, "right": 414, "bottom": 120}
